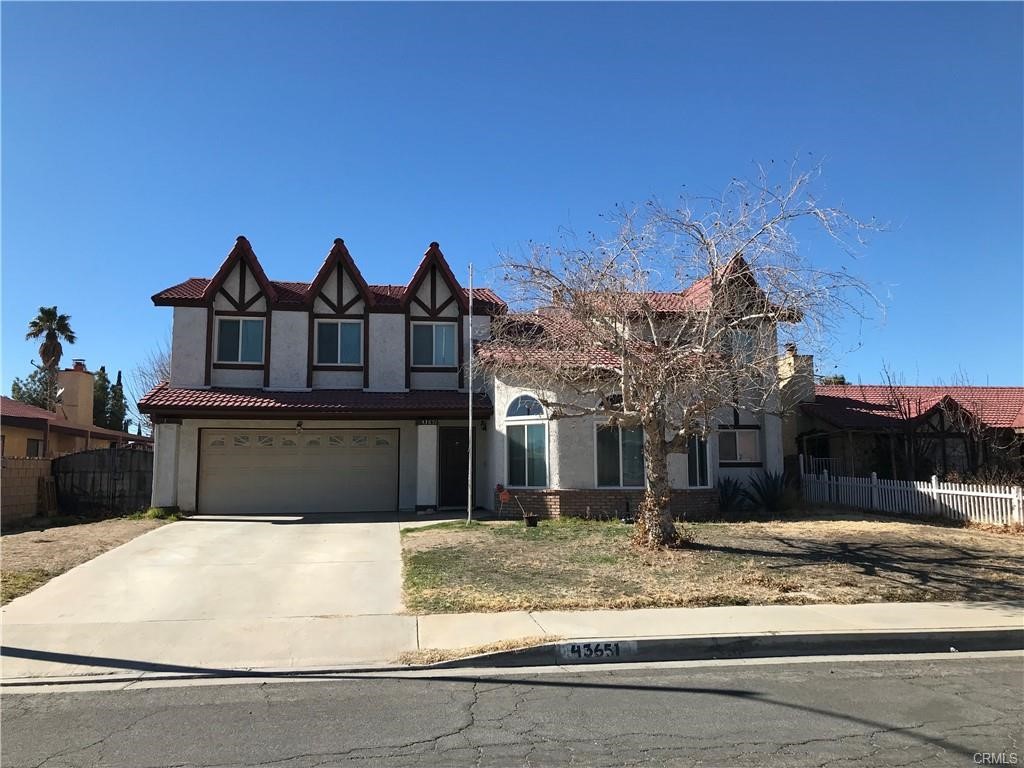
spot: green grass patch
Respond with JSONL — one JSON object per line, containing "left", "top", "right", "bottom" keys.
{"left": 1, "top": 569, "right": 55, "bottom": 605}
{"left": 127, "top": 507, "right": 181, "bottom": 521}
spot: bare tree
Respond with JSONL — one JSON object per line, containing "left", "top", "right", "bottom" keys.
{"left": 477, "top": 165, "right": 880, "bottom": 548}
{"left": 129, "top": 331, "right": 171, "bottom": 434}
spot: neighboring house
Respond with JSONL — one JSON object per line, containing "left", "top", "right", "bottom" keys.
{"left": 1, "top": 361, "right": 151, "bottom": 457}
{"left": 140, "top": 236, "right": 783, "bottom": 516}
{"left": 779, "top": 349, "right": 1024, "bottom": 480}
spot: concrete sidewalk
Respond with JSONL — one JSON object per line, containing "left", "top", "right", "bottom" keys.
{"left": 2, "top": 601, "right": 1020, "bottom": 680}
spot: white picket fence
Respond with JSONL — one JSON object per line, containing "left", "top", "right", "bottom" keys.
{"left": 800, "top": 460, "right": 1023, "bottom": 527}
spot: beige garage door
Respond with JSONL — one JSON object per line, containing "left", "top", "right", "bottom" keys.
{"left": 198, "top": 429, "right": 399, "bottom": 515}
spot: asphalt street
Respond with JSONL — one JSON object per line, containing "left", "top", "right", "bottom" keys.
{"left": 2, "top": 654, "right": 1021, "bottom": 767}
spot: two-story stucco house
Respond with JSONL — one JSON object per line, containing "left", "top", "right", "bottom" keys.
{"left": 141, "top": 236, "right": 782, "bottom": 517}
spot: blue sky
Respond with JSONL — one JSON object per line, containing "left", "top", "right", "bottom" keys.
{"left": 3, "top": 2, "right": 1022, "bottom": 408}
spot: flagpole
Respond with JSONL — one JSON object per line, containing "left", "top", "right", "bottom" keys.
{"left": 467, "top": 264, "right": 474, "bottom": 524}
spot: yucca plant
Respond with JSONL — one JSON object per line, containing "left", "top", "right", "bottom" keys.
{"left": 744, "top": 471, "right": 798, "bottom": 514}
{"left": 717, "top": 477, "right": 751, "bottom": 519}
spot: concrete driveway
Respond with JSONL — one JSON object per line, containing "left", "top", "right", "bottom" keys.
{"left": 1, "top": 515, "right": 417, "bottom": 678}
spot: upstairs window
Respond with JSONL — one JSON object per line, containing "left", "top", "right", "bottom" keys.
{"left": 596, "top": 425, "right": 645, "bottom": 488}
{"left": 411, "top": 322, "right": 457, "bottom": 366}
{"left": 316, "top": 320, "right": 362, "bottom": 365}
{"left": 216, "top": 318, "right": 264, "bottom": 363}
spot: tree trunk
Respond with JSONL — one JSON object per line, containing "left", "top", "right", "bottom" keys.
{"left": 632, "top": 419, "right": 680, "bottom": 549}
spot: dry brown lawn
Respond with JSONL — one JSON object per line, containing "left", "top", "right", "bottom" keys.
{"left": 1, "top": 517, "right": 166, "bottom": 604}
{"left": 401, "top": 515, "right": 1024, "bottom": 614}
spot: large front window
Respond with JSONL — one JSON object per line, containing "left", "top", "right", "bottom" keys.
{"left": 411, "top": 322, "right": 456, "bottom": 366}
{"left": 216, "top": 318, "right": 264, "bottom": 363}
{"left": 596, "top": 425, "right": 645, "bottom": 488}
{"left": 506, "top": 395, "right": 547, "bottom": 487}
{"left": 316, "top": 320, "right": 362, "bottom": 365}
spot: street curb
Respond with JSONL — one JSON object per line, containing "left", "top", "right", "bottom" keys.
{"left": 427, "top": 627, "right": 1024, "bottom": 669}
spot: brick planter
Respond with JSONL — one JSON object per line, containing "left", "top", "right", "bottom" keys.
{"left": 494, "top": 487, "right": 720, "bottom": 521}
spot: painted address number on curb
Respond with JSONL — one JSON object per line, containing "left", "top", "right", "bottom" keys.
{"left": 558, "top": 641, "right": 638, "bottom": 662}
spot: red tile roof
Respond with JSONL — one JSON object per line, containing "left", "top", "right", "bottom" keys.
{"left": 153, "top": 278, "right": 505, "bottom": 314}
{"left": 803, "top": 385, "right": 1024, "bottom": 431}
{"left": 151, "top": 238, "right": 507, "bottom": 315}
{"left": 138, "top": 384, "right": 493, "bottom": 417}
{"left": 1, "top": 396, "right": 151, "bottom": 442}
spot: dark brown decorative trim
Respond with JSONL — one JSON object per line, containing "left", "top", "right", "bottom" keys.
{"left": 218, "top": 288, "right": 241, "bottom": 310}
{"left": 411, "top": 366, "right": 459, "bottom": 373}
{"left": 312, "top": 365, "right": 364, "bottom": 372}
{"left": 719, "top": 461, "right": 763, "bottom": 468}
{"left": 340, "top": 294, "right": 362, "bottom": 314}
{"left": 435, "top": 295, "right": 456, "bottom": 316}
{"left": 313, "top": 312, "right": 362, "bottom": 320}
{"left": 411, "top": 296, "right": 432, "bottom": 315}
{"left": 430, "top": 266, "right": 436, "bottom": 310}
{"left": 318, "top": 291, "right": 339, "bottom": 313}
{"left": 242, "top": 291, "right": 265, "bottom": 311}
{"left": 213, "top": 310, "right": 266, "bottom": 318}
{"left": 239, "top": 260, "right": 247, "bottom": 306}
{"left": 213, "top": 363, "right": 265, "bottom": 370}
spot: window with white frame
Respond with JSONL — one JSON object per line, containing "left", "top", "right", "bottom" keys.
{"left": 506, "top": 395, "right": 547, "bottom": 487}
{"left": 216, "top": 317, "right": 264, "bottom": 363}
{"left": 411, "top": 322, "right": 456, "bottom": 366}
{"left": 596, "top": 424, "right": 645, "bottom": 488}
{"left": 687, "top": 434, "right": 710, "bottom": 487}
{"left": 316, "top": 320, "right": 362, "bottom": 365}
{"left": 718, "top": 428, "right": 760, "bottom": 464}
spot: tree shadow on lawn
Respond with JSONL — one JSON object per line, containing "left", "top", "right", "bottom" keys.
{"left": 690, "top": 535, "right": 1024, "bottom": 602}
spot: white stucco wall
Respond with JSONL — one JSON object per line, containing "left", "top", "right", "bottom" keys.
{"left": 173, "top": 418, "right": 419, "bottom": 513}
{"left": 416, "top": 424, "right": 438, "bottom": 508}
{"left": 410, "top": 371, "right": 458, "bottom": 390}
{"left": 368, "top": 314, "right": 406, "bottom": 391}
{"left": 312, "top": 370, "right": 363, "bottom": 389}
{"left": 170, "top": 307, "right": 208, "bottom": 388}
{"left": 151, "top": 423, "right": 180, "bottom": 507}
{"left": 210, "top": 367, "right": 263, "bottom": 388}
{"left": 268, "top": 311, "right": 308, "bottom": 389}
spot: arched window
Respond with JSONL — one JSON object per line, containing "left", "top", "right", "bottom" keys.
{"left": 506, "top": 395, "right": 545, "bottom": 419}
{"left": 505, "top": 394, "right": 547, "bottom": 487}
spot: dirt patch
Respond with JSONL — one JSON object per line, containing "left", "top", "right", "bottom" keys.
{"left": 1, "top": 517, "right": 165, "bottom": 604}
{"left": 401, "top": 516, "right": 1024, "bottom": 614}
{"left": 397, "top": 635, "right": 562, "bottom": 666}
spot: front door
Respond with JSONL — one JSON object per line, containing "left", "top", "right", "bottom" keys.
{"left": 438, "top": 426, "right": 471, "bottom": 508}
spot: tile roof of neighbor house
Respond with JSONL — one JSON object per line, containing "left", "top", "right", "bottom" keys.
{"left": 0, "top": 396, "right": 58, "bottom": 421}
{"left": 0, "top": 396, "right": 152, "bottom": 443}
{"left": 802, "top": 385, "right": 1024, "bottom": 431}
{"left": 138, "top": 384, "right": 493, "bottom": 416}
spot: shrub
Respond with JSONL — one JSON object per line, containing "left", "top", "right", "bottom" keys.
{"left": 744, "top": 471, "right": 799, "bottom": 514}
{"left": 717, "top": 477, "right": 751, "bottom": 519}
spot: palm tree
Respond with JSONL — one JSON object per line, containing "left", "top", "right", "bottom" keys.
{"left": 25, "top": 306, "right": 76, "bottom": 410}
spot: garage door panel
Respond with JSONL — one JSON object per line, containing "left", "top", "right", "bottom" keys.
{"left": 199, "top": 429, "right": 399, "bottom": 515}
